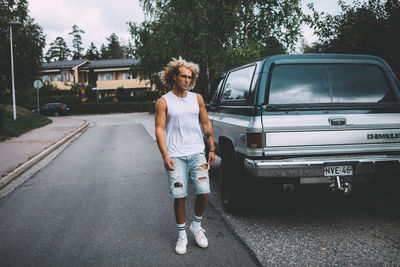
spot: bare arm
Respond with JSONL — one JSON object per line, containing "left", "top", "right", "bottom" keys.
{"left": 155, "top": 98, "right": 175, "bottom": 171}
{"left": 197, "top": 93, "right": 216, "bottom": 166}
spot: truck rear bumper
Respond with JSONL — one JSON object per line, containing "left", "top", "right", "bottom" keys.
{"left": 244, "top": 155, "right": 400, "bottom": 179}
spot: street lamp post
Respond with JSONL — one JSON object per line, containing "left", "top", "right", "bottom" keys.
{"left": 8, "top": 21, "right": 22, "bottom": 121}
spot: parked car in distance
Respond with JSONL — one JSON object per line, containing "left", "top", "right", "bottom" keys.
{"left": 207, "top": 54, "right": 400, "bottom": 213}
{"left": 33, "top": 103, "right": 70, "bottom": 116}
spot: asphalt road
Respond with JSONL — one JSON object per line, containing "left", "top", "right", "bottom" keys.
{"left": 1, "top": 113, "right": 400, "bottom": 266}
{"left": 209, "top": 173, "right": 400, "bottom": 266}
{"left": 0, "top": 115, "right": 257, "bottom": 266}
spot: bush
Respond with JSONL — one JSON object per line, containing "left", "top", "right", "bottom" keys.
{"left": 51, "top": 89, "right": 75, "bottom": 96}
{"left": 132, "top": 90, "right": 160, "bottom": 102}
{"left": 115, "top": 87, "right": 130, "bottom": 102}
{"left": 39, "top": 82, "right": 59, "bottom": 97}
{"left": 99, "top": 96, "right": 115, "bottom": 103}
{"left": 84, "top": 85, "right": 97, "bottom": 102}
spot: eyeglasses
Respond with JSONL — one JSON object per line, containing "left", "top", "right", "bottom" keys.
{"left": 179, "top": 74, "right": 192, "bottom": 80}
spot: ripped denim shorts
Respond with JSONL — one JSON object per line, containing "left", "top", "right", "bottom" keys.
{"left": 166, "top": 152, "right": 211, "bottom": 198}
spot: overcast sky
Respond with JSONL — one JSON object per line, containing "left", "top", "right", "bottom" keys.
{"left": 28, "top": 0, "right": 354, "bottom": 54}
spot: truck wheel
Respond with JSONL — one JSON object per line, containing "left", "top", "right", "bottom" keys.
{"left": 219, "top": 152, "right": 240, "bottom": 213}
{"left": 54, "top": 111, "right": 60, "bottom": 117}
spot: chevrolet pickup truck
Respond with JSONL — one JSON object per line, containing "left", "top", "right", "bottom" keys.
{"left": 207, "top": 54, "right": 400, "bottom": 212}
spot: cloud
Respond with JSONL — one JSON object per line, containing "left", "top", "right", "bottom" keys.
{"left": 28, "top": 0, "right": 144, "bottom": 52}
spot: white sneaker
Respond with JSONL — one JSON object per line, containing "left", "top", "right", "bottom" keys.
{"left": 189, "top": 225, "right": 208, "bottom": 248}
{"left": 175, "top": 237, "right": 188, "bottom": 255}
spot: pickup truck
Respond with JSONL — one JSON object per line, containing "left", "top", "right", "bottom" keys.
{"left": 207, "top": 54, "right": 400, "bottom": 212}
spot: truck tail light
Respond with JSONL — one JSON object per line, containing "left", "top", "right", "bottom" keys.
{"left": 246, "top": 132, "right": 263, "bottom": 148}
{"left": 60, "top": 106, "right": 66, "bottom": 110}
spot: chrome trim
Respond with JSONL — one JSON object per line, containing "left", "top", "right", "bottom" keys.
{"left": 244, "top": 155, "right": 400, "bottom": 178}
{"left": 262, "top": 143, "right": 400, "bottom": 156}
{"left": 246, "top": 155, "right": 400, "bottom": 166}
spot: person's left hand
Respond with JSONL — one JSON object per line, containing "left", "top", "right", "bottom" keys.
{"left": 208, "top": 152, "right": 215, "bottom": 166}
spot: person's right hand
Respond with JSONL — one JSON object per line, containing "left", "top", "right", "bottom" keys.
{"left": 163, "top": 155, "right": 175, "bottom": 171}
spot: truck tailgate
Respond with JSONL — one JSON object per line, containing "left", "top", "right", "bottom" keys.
{"left": 263, "top": 113, "right": 400, "bottom": 153}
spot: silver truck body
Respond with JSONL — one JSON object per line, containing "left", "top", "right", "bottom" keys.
{"left": 208, "top": 54, "right": 400, "bottom": 187}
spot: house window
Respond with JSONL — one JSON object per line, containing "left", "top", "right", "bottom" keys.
{"left": 57, "top": 74, "right": 62, "bottom": 82}
{"left": 99, "top": 74, "right": 104, "bottom": 81}
{"left": 106, "top": 73, "right": 112, "bottom": 80}
{"left": 42, "top": 75, "right": 48, "bottom": 82}
{"left": 122, "top": 72, "right": 131, "bottom": 80}
{"left": 49, "top": 75, "right": 54, "bottom": 82}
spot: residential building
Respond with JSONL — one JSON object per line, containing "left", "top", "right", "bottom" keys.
{"left": 40, "top": 58, "right": 152, "bottom": 98}
{"left": 41, "top": 59, "right": 88, "bottom": 90}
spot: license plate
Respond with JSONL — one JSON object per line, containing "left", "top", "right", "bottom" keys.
{"left": 324, "top": 165, "right": 353, "bottom": 176}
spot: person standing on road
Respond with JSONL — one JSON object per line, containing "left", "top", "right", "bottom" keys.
{"left": 155, "top": 57, "right": 216, "bottom": 255}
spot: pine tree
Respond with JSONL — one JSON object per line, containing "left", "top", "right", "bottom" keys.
{"left": 69, "top": 24, "right": 85, "bottom": 59}
{"left": 100, "top": 44, "right": 109, "bottom": 59}
{"left": 46, "top": 37, "right": 71, "bottom": 62}
{"left": 99, "top": 34, "right": 124, "bottom": 59}
{"left": 85, "top": 42, "right": 100, "bottom": 60}
{"left": 106, "top": 33, "right": 124, "bottom": 59}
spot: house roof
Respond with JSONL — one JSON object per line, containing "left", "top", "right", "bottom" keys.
{"left": 41, "top": 58, "right": 139, "bottom": 72}
{"left": 79, "top": 58, "right": 139, "bottom": 70}
{"left": 41, "top": 59, "right": 88, "bottom": 70}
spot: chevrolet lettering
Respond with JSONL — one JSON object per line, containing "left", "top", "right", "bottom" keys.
{"left": 367, "top": 133, "right": 400, "bottom": 140}
{"left": 207, "top": 54, "right": 400, "bottom": 213}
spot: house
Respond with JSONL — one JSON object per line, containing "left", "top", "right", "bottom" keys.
{"left": 41, "top": 59, "right": 88, "bottom": 90}
{"left": 40, "top": 58, "right": 152, "bottom": 99}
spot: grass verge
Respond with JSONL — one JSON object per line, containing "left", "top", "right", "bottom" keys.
{"left": 0, "top": 104, "right": 52, "bottom": 141}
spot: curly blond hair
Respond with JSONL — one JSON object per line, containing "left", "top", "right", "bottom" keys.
{"left": 159, "top": 57, "right": 200, "bottom": 90}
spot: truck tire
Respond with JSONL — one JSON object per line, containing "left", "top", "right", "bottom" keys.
{"left": 219, "top": 152, "right": 240, "bottom": 213}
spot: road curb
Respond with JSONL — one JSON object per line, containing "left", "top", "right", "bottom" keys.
{"left": 0, "top": 120, "right": 89, "bottom": 190}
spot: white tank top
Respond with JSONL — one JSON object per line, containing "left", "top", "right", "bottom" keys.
{"left": 162, "top": 91, "right": 205, "bottom": 157}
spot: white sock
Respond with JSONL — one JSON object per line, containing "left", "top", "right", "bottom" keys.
{"left": 177, "top": 223, "right": 187, "bottom": 239}
{"left": 191, "top": 215, "right": 202, "bottom": 229}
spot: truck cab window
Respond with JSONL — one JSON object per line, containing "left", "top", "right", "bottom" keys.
{"left": 221, "top": 65, "right": 255, "bottom": 102}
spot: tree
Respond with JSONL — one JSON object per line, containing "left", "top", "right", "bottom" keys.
{"left": 304, "top": 0, "right": 400, "bottom": 77}
{"left": 129, "top": 0, "right": 301, "bottom": 96}
{"left": 85, "top": 42, "right": 100, "bottom": 60}
{"left": 69, "top": 24, "right": 85, "bottom": 59}
{"left": 99, "top": 33, "right": 125, "bottom": 59}
{"left": 106, "top": 33, "right": 124, "bottom": 59}
{"left": 122, "top": 40, "right": 135, "bottom": 58}
{"left": 45, "top": 37, "right": 71, "bottom": 62}
{"left": 0, "top": 0, "right": 46, "bottom": 101}
{"left": 99, "top": 44, "right": 109, "bottom": 59}
{"left": 88, "top": 68, "right": 97, "bottom": 87}
{"left": 98, "top": 34, "right": 125, "bottom": 59}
